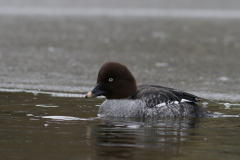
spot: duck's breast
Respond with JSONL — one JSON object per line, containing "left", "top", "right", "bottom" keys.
{"left": 98, "top": 99, "right": 145, "bottom": 117}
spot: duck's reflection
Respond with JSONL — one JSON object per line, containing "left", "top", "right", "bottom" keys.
{"left": 92, "top": 117, "right": 200, "bottom": 159}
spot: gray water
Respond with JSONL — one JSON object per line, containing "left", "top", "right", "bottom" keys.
{"left": 1, "top": 91, "right": 240, "bottom": 160}
{"left": 1, "top": 1, "right": 240, "bottom": 159}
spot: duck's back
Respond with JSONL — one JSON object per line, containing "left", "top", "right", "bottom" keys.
{"left": 98, "top": 85, "right": 211, "bottom": 117}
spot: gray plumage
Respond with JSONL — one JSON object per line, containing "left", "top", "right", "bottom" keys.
{"left": 98, "top": 85, "right": 211, "bottom": 117}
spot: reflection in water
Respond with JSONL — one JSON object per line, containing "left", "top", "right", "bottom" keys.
{"left": 93, "top": 117, "right": 199, "bottom": 159}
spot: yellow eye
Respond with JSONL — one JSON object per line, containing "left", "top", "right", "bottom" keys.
{"left": 109, "top": 78, "right": 113, "bottom": 82}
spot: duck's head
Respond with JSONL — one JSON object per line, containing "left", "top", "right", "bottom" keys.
{"left": 85, "top": 62, "right": 137, "bottom": 99}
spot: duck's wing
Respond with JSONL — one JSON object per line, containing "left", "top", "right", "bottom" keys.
{"left": 133, "top": 85, "right": 202, "bottom": 108}
{"left": 149, "top": 85, "right": 218, "bottom": 104}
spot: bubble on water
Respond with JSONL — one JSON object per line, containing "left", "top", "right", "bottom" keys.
{"left": 224, "top": 103, "right": 231, "bottom": 108}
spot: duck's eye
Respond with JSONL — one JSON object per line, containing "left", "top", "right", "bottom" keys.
{"left": 108, "top": 78, "right": 113, "bottom": 82}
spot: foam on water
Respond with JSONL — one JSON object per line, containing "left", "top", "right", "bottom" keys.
{"left": 127, "top": 125, "right": 141, "bottom": 129}
{"left": 212, "top": 114, "right": 239, "bottom": 118}
{"left": 36, "top": 104, "right": 59, "bottom": 108}
{"left": 41, "top": 116, "right": 99, "bottom": 121}
{"left": 0, "top": 88, "right": 90, "bottom": 98}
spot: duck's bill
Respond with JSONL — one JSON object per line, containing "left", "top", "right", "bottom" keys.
{"left": 85, "top": 83, "right": 106, "bottom": 98}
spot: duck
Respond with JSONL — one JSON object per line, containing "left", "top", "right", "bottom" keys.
{"left": 85, "top": 62, "right": 213, "bottom": 117}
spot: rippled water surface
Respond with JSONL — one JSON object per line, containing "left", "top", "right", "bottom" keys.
{"left": 1, "top": 90, "right": 240, "bottom": 160}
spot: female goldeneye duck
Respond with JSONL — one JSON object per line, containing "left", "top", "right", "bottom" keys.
{"left": 85, "top": 62, "right": 213, "bottom": 117}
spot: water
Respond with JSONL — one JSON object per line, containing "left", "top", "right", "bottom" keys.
{"left": 1, "top": 91, "right": 240, "bottom": 160}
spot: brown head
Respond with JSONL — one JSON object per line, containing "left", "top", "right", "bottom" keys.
{"left": 85, "top": 62, "right": 137, "bottom": 99}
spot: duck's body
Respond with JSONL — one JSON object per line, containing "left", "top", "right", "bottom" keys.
{"left": 98, "top": 85, "right": 210, "bottom": 117}
{"left": 86, "top": 62, "right": 213, "bottom": 117}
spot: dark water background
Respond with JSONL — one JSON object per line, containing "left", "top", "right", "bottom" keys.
{"left": 1, "top": 91, "right": 240, "bottom": 160}
{"left": 1, "top": 0, "right": 240, "bottom": 159}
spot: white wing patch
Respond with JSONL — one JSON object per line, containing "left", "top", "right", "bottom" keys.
{"left": 181, "top": 99, "right": 192, "bottom": 103}
{"left": 156, "top": 101, "right": 179, "bottom": 107}
{"left": 156, "top": 102, "right": 166, "bottom": 107}
{"left": 172, "top": 101, "right": 179, "bottom": 104}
